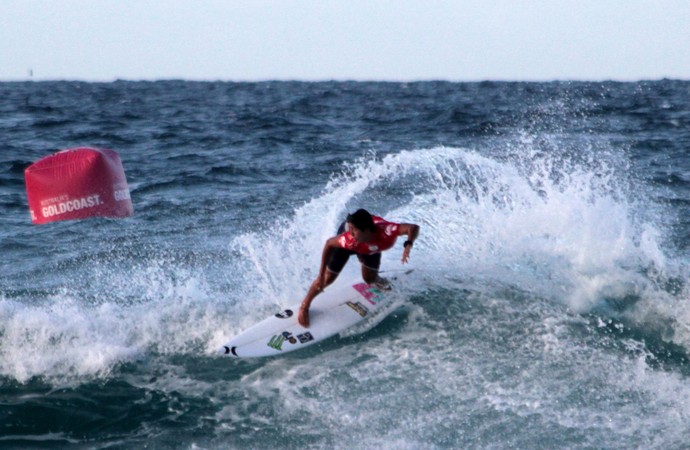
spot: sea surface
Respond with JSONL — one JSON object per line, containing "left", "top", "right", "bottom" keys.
{"left": 1, "top": 80, "right": 690, "bottom": 449}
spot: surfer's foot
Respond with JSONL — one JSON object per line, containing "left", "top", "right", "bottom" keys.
{"left": 374, "top": 277, "right": 392, "bottom": 291}
{"left": 298, "top": 305, "right": 310, "bottom": 328}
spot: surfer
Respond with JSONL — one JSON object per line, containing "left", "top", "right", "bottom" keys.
{"left": 298, "top": 209, "right": 420, "bottom": 327}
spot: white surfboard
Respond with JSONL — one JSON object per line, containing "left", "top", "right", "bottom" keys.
{"left": 219, "top": 275, "right": 407, "bottom": 358}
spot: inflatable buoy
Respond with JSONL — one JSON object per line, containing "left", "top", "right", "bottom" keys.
{"left": 25, "top": 147, "right": 133, "bottom": 224}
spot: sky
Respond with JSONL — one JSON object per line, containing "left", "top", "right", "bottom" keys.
{"left": 1, "top": 0, "right": 689, "bottom": 82}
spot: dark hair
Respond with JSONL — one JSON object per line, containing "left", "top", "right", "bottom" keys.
{"left": 346, "top": 209, "right": 376, "bottom": 232}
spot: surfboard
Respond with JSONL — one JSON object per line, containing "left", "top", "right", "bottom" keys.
{"left": 219, "top": 275, "right": 406, "bottom": 358}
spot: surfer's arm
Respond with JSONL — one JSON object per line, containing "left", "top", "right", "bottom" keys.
{"left": 398, "top": 223, "right": 420, "bottom": 264}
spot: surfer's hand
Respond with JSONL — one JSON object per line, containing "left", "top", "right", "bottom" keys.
{"left": 298, "top": 305, "right": 310, "bottom": 328}
{"left": 402, "top": 246, "right": 412, "bottom": 264}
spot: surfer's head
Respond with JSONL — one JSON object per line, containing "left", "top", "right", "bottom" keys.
{"left": 347, "top": 209, "right": 376, "bottom": 242}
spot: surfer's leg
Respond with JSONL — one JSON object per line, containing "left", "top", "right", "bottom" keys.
{"left": 304, "top": 248, "right": 351, "bottom": 303}
{"left": 327, "top": 247, "right": 351, "bottom": 276}
{"left": 358, "top": 253, "right": 389, "bottom": 288}
{"left": 303, "top": 270, "right": 338, "bottom": 303}
{"left": 299, "top": 248, "right": 353, "bottom": 326}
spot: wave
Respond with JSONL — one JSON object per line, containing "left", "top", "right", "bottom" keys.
{"left": 1, "top": 142, "right": 687, "bottom": 385}
{"left": 231, "top": 143, "right": 690, "bottom": 356}
{"left": 0, "top": 260, "right": 233, "bottom": 384}
{"left": 234, "top": 144, "right": 669, "bottom": 303}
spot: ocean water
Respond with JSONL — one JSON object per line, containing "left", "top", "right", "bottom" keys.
{"left": 1, "top": 80, "right": 690, "bottom": 449}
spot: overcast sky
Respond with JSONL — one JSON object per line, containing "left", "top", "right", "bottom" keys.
{"left": 2, "top": 0, "right": 689, "bottom": 82}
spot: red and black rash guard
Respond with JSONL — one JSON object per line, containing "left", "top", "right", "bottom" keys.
{"left": 337, "top": 216, "right": 401, "bottom": 255}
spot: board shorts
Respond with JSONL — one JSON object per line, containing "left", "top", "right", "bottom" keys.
{"left": 326, "top": 222, "right": 382, "bottom": 274}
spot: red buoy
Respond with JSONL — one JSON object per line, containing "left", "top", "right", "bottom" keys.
{"left": 25, "top": 147, "right": 133, "bottom": 225}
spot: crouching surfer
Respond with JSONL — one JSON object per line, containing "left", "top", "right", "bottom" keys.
{"left": 298, "top": 209, "right": 420, "bottom": 328}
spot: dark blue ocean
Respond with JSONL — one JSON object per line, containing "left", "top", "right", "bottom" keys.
{"left": 2, "top": 80, "right": 690, "bottom": 449}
